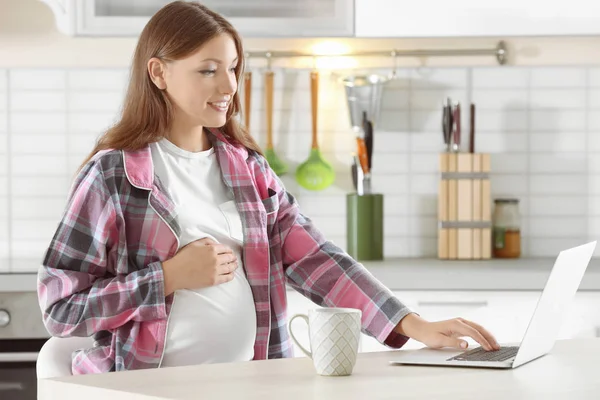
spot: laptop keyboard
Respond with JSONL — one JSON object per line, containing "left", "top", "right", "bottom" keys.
{"left": 447, "top": 346, "right": 519, "bottom": 362}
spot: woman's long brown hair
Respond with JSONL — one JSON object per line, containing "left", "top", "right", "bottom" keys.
{"left": 78, "top": 1, "right": 261, "bottom": 173}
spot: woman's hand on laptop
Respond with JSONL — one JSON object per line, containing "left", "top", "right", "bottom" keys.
{"left": 394, "top": 313, "right": 501, "bottom": 351}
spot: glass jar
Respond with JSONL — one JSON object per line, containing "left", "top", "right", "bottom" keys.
{"left": 492, "top": 199, "right": 521, "bottom": 258}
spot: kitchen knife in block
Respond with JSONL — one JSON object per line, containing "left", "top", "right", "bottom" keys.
{"left": 448, "top": 153, "right": 458, "bottom": 259}
{"left": 472, "top": 154, "right": 482, "bottom": 259}
{"left": 438, "top": 153, "right": 450, "bottom": 259}
{"left": 457, "top": 154, "right": 473, "bottom": 259}
{"left": 481, "top": 154, "right": 492, "bottom": 259}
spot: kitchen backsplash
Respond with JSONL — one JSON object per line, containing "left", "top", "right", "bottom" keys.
{"left": 1, "top": 65, "right": 600, "bottom": 272}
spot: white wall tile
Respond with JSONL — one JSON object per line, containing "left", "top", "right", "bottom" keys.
{"left": 12, "top": 177, "right": 69, "bottom": 197}
{"left": 409, "top": 216, "right": 437, "bottom": 237}
{"left": 589, "top": 196, "right": 600, "bottom": 215}
{"left": 380, "top": 89, "right": 410, "bottom": 109}
{"left": 472, "top": 67, "right": 530, "bottom": 88}
{"left": 587, "top": 217, "right": 600, "bottom": 237}
{"left": 410, "top": 110, "right": 443, "bottom": 132}
{"left": 471, "top": 89, "right": 528, "bottom": 110}
{"left": 491, "top": 174, "right": 529, "bottom": 196}
{"left": 10, "top": 69, "right": 66, "bottom": 90}
{"left": 296, "top": 195, "right": 345, "bottom": 217}
{"left": 530, "top": 110, "right": 586, "bottom": 131}
{"left": 67, "top": 69, "right": 128, "bottom": 91}
{"left": 530, "top": 68, "right": 587, "bottom": 88}
{"left": 410, "top": 89, "right": 467, "bottom": 111}
{"left": 384, "top": 216, "right": 408, "bottom": 236}
{"left": 10, "top": 112, "right": 66, "bottom": 134}
{"left": 0, "top": 113, "right": 6, "bottom": 133}
{"left": 0, "top": 69, "right": 7, "bottom": 91}
{"left": 475, "top": 110, "right": 528, "bottom": 132}
{"left": 410, "top": 154, "right": 440, "bottom": 174}
{"left": 11, "top": 134, "right": 67, "bottom": 154}
{"left": 530, "top": 132, "right": 586, "bottom": 152}
{"left": 383, "top": 195, "right": 409, "bottom": 216}
{"left": 490, "top": 154, "right": 528, "bottom": 173}
{"left": 589, "top": 90, "right": 600, "bottom": 109}
{"left": 530, "top": 153, "right": 587, "bottom": 173}
{"left": 409, "top": 237, "right": 437, "bottom": 257}
{"left": 384, "top": 236, "right": 410, "bottom": 257}
{"left": 67, "top": 112, "right": 120, "bottom": 135}
{"left": 372, "top": 174, "right": 408, "bottom": 195}
{"left": 377, "top": 110, "right": 410, "bottom": 132}
{"left": 590, "top": 112, "right": 600, "bottom": 131}
{"left": 11, "top": 155, "right": 68, "bottom": 176}
{"left": 68, "top": 92, "right": 124, "bottom": 113}
{"left": 590, "top": 68, "right": 600, "bottom": 88}
{"left": 475, "top": 132, "right": 528, "bottom": 153}
{"left": 411, "top": 68, "right": 468, "bottom": 89}
{"left": 529, "top": 238, "right": 589, "bottom": 257}
{"left": 529, "top": 196, "right": 587, "bottom": 217}
{"left": 408, "top": 174, "right": 438, "bottom": 195}
{"left": 309, "top": 216, "right": 345, "bottom": 237}
{"left": 372, "top": 132, "right": 409, "bottom": 153}
{"left": 0, "top": 133, "right": 6, "bottom": 152}
{"left": 410, "top": 132, "right": 446, "bottom": 153}
{"left": 10, "top": 91, "right": 66, "bottom": 111}
{"left": 530, "top": 174, "right": 587, "bottom": 194}
{"left": 529, "top": 90, "right": 586, "bottom": 109}
{"left": 10, "top": 241, "right": 49, "bottom": 262}
{"left": 0, "top": 177, "right": 7, "bottom": 196}
{"left": 589, "top": 175, "right": 600, "bottom": 194}
{"left": 11, "top": 198, "right": 65, "bottom": 220}
{"left": 372, "top": 153, "right": 409, "bottom": 174}
{"left": 11, "top": 220, "right": 58, "bottom": 240}
{"left": 0, "top": 93, "right": 6, "bottom": 111}
{"left": 0, "top": 198, "right": 6, "bottom": 218}
{"left": 588, "top": 153, "right": 600, "bottom": 174}
{"left": 69, "top": 133, "right": 100, "bottom": 154}
{"left": 409, "top": 194, "right": 437, "bottom": 216}
{"left": 0, "top": 155, "right": 7, "bottom": 175}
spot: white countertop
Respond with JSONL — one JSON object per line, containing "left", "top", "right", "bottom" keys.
{"left": 38, "top": 338, "right": 600, "bottom": 400}
{"left": 4, "top": 257, "right": 600, "bottom": 292}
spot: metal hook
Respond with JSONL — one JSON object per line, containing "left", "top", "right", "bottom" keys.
{"left": 390, "top": 50, "right": 398, "bottom": 79}
{"left": 266, "top": 51, "right": 272, "bottom": 71}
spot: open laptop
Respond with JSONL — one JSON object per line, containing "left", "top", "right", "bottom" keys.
{"left": 390, "top": 240, "right": 597, "bottom": 369}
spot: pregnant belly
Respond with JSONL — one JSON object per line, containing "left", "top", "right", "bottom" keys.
{"left": 160, "top": 268, "right": 257, "bottom": 367}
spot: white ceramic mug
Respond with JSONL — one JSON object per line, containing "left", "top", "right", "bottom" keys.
{"left": 288, "top": 307, "right": 362, "bottom": 376}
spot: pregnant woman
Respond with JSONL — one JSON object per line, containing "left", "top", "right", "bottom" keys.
{"left": 37, "top": 1, "right": 499, "bottom": 374}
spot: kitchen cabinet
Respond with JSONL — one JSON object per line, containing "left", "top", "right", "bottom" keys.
{"left": 355, "top": 0, "right": 600, "bottom": 38}
{"left": 287, "top": 289, "right": 600, "bottom": 356}
{"left": 39, "top": 0, "right": 354, "bottom": 37}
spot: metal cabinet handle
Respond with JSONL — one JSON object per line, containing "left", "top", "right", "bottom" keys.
{"left": 595, "top": 326, "right": 600, "bottom": 338}
{"left": 417, "top": 301, "right": 488, "bottom": 307}
{"left": 0, "top": 382, "right": 24, "bottom": 391}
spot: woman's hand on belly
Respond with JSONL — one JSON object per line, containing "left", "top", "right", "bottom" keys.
{"left": 162, "top": 237, "right": 238, "bottom": 295}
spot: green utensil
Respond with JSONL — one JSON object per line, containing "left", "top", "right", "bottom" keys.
{"left": 265, "top": 70, "right": 287, "bottom": 176}
{"left": 296, "top": 71, "right": 335, "bottom": 191}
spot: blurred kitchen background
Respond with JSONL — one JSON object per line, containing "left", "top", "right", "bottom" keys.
{"left": 1, "top": 0, "right": 600, "bottom": 273}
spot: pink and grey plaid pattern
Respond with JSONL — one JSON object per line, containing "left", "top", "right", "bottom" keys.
{"left": 38, "top": 129, "right": 413, "bottom": 375}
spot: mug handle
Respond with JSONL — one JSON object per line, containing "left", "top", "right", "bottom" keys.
{"left": 288, "top": 314, "right": 312, "bottom": 358}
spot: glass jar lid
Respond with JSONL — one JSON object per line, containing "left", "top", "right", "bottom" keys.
{"left": 494, "top": 198, "right": 519, "bottom": 204}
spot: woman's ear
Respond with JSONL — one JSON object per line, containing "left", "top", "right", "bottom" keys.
{"left": 148, "top": 57, "right": 167, "bottom": 90}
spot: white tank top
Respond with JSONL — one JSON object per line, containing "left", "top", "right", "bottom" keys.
{"left": 150, "top": 138, "right": 257, "bottom": 367}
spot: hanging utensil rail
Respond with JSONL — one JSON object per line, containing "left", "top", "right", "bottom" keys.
{"left": 245, "top": 41, "right": 507, "bottom": 65}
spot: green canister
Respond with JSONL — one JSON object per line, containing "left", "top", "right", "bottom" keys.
{"left": 346, "top": 193, "right": 384, "bottom": 260}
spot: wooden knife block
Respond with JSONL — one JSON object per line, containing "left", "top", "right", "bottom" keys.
{"left": 438, "top": 153, "right": 491, "bottom": 260}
